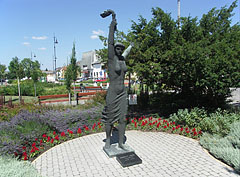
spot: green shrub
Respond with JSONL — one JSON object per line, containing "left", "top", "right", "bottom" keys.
{"left": 200, "top": 109, "right": 240, "bottom": 136}
{"left": 169, "top": 107, "right": 207, "bottom": 129}
{"left": 0, "top": 155, "right": 42, "bottom": 177}
{"left": 170, "top": 108, "right": 240, "bottom": 136}
{"left": 200, "top": 121, "right": 240, "bottom": 172}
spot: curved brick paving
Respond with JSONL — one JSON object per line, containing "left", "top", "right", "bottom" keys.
{"left": 32, "top": 131, "right": 240, "bottom": 177}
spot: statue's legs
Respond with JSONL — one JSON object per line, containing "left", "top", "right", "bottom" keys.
{"left": 105, "top": 123, "right": 113, "bottom": 149}
{"left": 118, "top": 117, "right": 127, "bottom": 150}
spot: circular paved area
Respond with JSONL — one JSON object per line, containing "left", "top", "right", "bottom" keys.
{"left": 32, "top": 131, "right": 239, "bottom": 177}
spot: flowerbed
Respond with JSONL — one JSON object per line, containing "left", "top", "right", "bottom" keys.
{"left": 4, "top": 115, "right": 202, "bottom": 162}
{"left": 0, "top": 105, "right": 103, "bottom": 158}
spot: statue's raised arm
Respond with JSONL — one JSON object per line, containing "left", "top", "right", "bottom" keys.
{"left": 100, "top": 9, "right": 116, "bottom": 60}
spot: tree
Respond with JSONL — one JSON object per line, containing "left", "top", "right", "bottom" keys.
{"left": 0, "top": 64, "right": 7, "bottom": 85}
{"left": 8, "top": 57, "right": 24, "bottom": 102}
{"left": 31, "top": 60, "right": 42, "bottom": 97}
{"left": 21, "top": 58, "right": 32, "bottom": 79}
{"left": 128, "top": 1, "right": 240, "bottom": 108}
{"left": 64, "top": 64, "right": 72, "bottom": 104}
{"left": 70, "top": 42, "right": 78, "bottom": 98}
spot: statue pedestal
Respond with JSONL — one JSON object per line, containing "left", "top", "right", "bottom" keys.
{"left": 103, "top": 143, "right": 134, "bottom": 158}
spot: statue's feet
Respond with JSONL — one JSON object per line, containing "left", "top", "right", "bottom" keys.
{"left": 104, "top": 139, "right": 111, "bottom": 149}
{"left": 118, "top": 143, "right": 128, "bottom": 151}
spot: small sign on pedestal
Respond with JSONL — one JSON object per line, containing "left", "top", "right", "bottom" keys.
{"left": 116, "top": 152, "right": 142, "bottom": 167}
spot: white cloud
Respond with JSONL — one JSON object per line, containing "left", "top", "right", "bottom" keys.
{"left": 24, "top": 36, "right": 28, "bottom": 39}
{"left": 91, "top": 35, "right": 99, "bottom": 39}
{"left": 32, "top": 36, "right": 48, "bottom": 40}
{"left": 22, "top": 42, "right": 30, "bottom": 46}
{"left": 38, "top": 47, "right": 47, "bottom": 50}
{"left": 91, "top": 29, "right": 104, "bottom": 39}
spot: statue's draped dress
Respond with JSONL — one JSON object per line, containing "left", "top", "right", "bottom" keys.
{"left": 102, "top": 55, "right": 128, "bottom": 125}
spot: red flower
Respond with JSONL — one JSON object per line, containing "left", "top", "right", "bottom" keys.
{"left": 167, "top": 123, "right": 170, "bottom": 127}
{"left": 193, "top": 131, "right": 198, "bottom": 136}
{"left": 85, "top": 127, "right": 89, "bottom": 131}
{"left": 22, "top": 146, "right": 26, "bottom": 150}
{"left": 47, "top": 136, "right": 51, "bottom": 142}
{"left": 186, "top": 131, "right": 190, "bottom": 134}
{"left": 158, "top": 118, "right": 162, "bottom": 121}
{"left": 172, "top": 127, "right": 175, "bottom": 131}
{"left": 198, "top": 130, "right": 202, "bottom": 134}
{"left": 77, "top": 128, "right": 82, "bottom": 134}
{"left": 97, "top": 122, "right": 101, "bottom": 125}
{"left": 23, "top": 152, "right": 27, "bottom": 156}
{"left": 24, "top": 156, "right": 28, "bottom": 160}
{"left": 149, "top": 123, "right": 153, "bottom": 126}
{"left": 180, "top": 127, "right": 184, "bottom": 131}
{"left": 30, "top": 148, "right": 35, "bottom": 153}
{"left": 61, "top": 132, "right": 66, "bottom": 137}
{"left": 42, "top": 134, "right": 47, "bottom": 138}
{"left": 55, "top": 135, "right": 59, "bottom": 141}
{"left": 32, "top": 143, "right": 36, "bottom": 147}
{"left": 157, "top": 122, "right": 161, "bottom": 128}
{"left": 40, "top": 140, "right": 43, "bottom": 146}
{"left": 192, "top": 128, "right": 196, "bottom": 132}
{"left": 50, "top": 138, "right": 54, "bottom": 144}
{"left": 164, "top": 125, "right": 167, "bottom": 129}
{"left": 14, "top": 152, "right": 18, "bottom": 156}
{"left": 34, "top": 146, "right": 39, "bottom": 151}
{"left": 98, "top": 125, "right": 102, "bottom": 129}
{"left": 176, "top": 125, "right": 180, "bottom": 129}
{"left": 53, "top": 131, "right": 56, "bottom": 135}
{"left": 131, "top": 119, "right": 134, "bottom": 123}
{"left": 35, "top": 138, "right": 38, "bottom": 141}
{"left": 134, "top": 122, "right": 137, "bottom": 128}
{"left": 172, "top": 122, "right": 176, "bottom": 125}
{"left": 185, "top": 127, "right": 189, "bottom": 131}
{"left": 92, "top": 123, "right": 96, "bottom": 130}
{"left": 69, "top": 130, "right": 73, "bottom": 134}
{"left": 67, "top": 129, "right": 70, "bottom": 132}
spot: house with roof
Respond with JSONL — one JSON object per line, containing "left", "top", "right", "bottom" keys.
{"left": 79, "top": 50, "right": 107, "bottom": 80}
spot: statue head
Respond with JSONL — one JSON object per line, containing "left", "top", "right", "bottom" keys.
{"left": 114, "top": 42, "right": 125, "bottom": 57}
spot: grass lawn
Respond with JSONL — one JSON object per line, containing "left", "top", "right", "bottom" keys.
{"left": 4, "top": 96, "right": 38, "bottom": 104}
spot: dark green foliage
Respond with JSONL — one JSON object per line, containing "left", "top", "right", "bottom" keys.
{"left": 8, "top": 57, "right": 24, "bottom": 80}
{"left": 0, "top": 64, "right": 7, "bottom": 85}
{"left": 64, "top": 65, "right": 72, "bottom": 92}
{"left": 128, "top": 1, "right": 240, "bottom": 109}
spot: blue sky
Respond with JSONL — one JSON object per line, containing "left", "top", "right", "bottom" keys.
{"left": 0, "top": 0, "right": 239, "bottom": 70}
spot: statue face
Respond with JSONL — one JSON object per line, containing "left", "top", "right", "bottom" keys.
{"left": 115, "top": 46, "right": 124, "bottom": 57}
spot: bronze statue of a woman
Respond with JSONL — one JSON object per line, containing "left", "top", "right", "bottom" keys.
{"left": 101, "top": 10, "right": 133, "bottom": 150}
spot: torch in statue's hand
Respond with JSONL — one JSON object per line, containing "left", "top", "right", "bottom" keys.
{"left": 100, "top": 9, "right": 116, "bottom": 20}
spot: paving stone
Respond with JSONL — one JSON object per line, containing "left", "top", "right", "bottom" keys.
{"left": 32, "top": 131, "right": 240, "bottom": 177}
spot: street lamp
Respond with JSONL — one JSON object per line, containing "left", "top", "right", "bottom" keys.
{"left": 31, "top": 51, "right": 36, "bottom": 60}
{"left": 53, "top": 34, "right": 58, "bottom": 80}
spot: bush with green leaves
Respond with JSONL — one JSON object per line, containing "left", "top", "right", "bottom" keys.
{"left": 169, "top": 107, "right": 208, "bottom": 129}
{"left": 199, "top": 109, "right": 240, "bottom": 136}
{"left": 200, "top": 121, "right": 240, "bottom": 172}
{"left": 170, "top": 108, "right": 240, "bottom": 136}
{"left": 0, "top": 155, "right": 42, "bottom": 177}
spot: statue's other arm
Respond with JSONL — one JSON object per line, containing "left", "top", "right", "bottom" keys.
{"left": 122, "top": 43, "right": 133, "bottom": 58}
